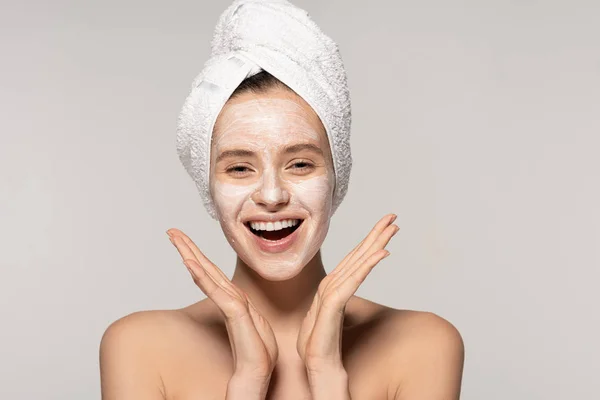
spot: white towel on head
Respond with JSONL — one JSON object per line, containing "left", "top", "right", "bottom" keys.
{"left": 176, "top": 0, "right": 352, "bottom": 219}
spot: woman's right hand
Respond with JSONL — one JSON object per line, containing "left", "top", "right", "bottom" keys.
{"left": 166, "top": 228, "right": 278, "bottom": 399}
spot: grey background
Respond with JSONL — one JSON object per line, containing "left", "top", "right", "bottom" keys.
{"left": 1, "top": 0, "right": 598, "bottom": 398}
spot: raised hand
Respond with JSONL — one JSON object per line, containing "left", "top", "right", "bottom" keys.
{"left": 296, "top": 214, "right": 399, "bottom": 396}
{"left": 166, "top": 228, "right": 278, "bottom": 399}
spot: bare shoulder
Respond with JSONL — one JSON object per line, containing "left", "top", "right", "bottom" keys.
{"left": 101, "top": 298, "right": 227, "bottom": 351}
{"left": 347, "top": 296, "right": 464, "bottom": 352}
{"left": 347, "top": 297, "right": 465, "bottom": 399}
{"left": 99, "top": 300, "right": 231, "bottom": 399}
{"left": 100, "top": 302, "right": 216, "bottom": 353}
{"left": 99, "top": 309, "right": 181, "bottom": 399}
{"left": 382, "top": 304, "right": 464, "bottom": 369}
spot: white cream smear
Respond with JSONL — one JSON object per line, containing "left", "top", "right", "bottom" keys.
{"left": 210, "top": 97, "right": 335, "bottom": 281}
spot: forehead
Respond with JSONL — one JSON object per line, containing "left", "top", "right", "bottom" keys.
{"left": 212, "top": 89, "right": 328, "bottom": 150}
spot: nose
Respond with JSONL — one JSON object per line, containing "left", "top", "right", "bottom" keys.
{"left": 251, "top": 170, "right": 290, "bottom": 211}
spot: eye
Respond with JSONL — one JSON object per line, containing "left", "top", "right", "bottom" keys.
{"left": 288, "top": 160, "right": 315, "bottom": 174}
{"left": 226, "top": 164, "right": 253, "bottom": 178}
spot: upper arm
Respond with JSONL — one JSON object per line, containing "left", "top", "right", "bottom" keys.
{"left": 392, "top": 312, "right": 465, "bottom": 400}
{"left": 99, "top": 311, "right": 167, "bottom": 400}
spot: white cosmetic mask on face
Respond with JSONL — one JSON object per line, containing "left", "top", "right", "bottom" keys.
{"left": 210, "top": 97, "right": 335, "bottom": 281}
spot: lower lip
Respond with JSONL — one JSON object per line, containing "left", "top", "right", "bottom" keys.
{"left": 247, "top": 223, "right": 303, "bottom": 253}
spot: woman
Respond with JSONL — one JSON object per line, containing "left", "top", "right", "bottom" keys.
{"left": 100, "top": 1, "right": 464, "bottom": 399}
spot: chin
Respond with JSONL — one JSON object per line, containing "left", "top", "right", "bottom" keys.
{"left": 245, "top": 256, "right": 309, "bottom": 281}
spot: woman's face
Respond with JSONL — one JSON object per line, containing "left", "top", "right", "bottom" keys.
{"left": 209, "top": 87, "right": 335, "bottom": 281}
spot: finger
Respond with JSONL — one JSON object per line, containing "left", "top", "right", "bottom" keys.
{"left": 183, "top": 258, "right": 245, "bottom": 318}
{"left": 334, "top": 249, "right": 391, "bottom": 306}
{"left": 332, "top": 223, "right": 399, "bottom": 288}
{"left": 360, "top": 223, "right": 399, "bottom": 262}
{"left": 171, "top": 235, "right": 241, "bottom": 300}
{"left": 319, "top": 214, "right": 397, "bottom": 292}
{"left": 184, "top": 260, "right": 260, "bottom": 343}
{"left": 169, "top": 229, "right": 232, "bottom": 285}
{"left": 319, "top": 214, "right": 394, "bottom": 295}
{"left": 168, "top": 232, "right": 196, "bottom": 262}
{"left": 343, "top": 214, "right": 396, "bottom": 266}
{"left": 328, "top": 218, "right": 398, "bottom": 290}
{"left": 170, "top": 230, "right": 247, "bottom": 300}
{"left": 329, "top": 214, "right": 396, "bottom": 278}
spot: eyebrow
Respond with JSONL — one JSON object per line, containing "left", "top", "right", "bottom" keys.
{"left": 215, "top": 143, "right": 324, "bottom": 163}
{"left": 215, "top": 149, "right": 255, "bottom": 163}
{"left": 283, "top": 143, "right": 324, "bottom": 156}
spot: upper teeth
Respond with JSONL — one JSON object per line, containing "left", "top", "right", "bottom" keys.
{"left": 249, "top": 219, "right": 300, "bottom": 231}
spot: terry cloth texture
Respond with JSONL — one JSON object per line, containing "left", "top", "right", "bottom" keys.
{"left": 176, "top": 0, "right": 352, "bottom": 219}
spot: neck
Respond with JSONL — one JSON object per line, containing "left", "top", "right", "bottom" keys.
{"left": 231, "top": 251, "right": 326, "bottom": 333}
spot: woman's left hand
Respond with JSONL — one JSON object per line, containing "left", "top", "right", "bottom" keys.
{"left": 296, "top": 214, "right": 399, "bottom": 398}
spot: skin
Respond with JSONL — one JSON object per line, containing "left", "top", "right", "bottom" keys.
{"left": 99, "top": 87, "right": 465, "bottom": 400}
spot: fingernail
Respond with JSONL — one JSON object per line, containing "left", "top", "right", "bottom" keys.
{"left": 390, "top": 214, "right": 397, "bottom": 223}
{"left": 166, "top": 229, "right": 173, "bottom": 237}
{"left": 384, "top": 251, "right": 391, "bottom": 258}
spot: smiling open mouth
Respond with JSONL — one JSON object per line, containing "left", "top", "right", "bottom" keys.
{"left": 246, "top": 219, "right": 304, "bottom": 241}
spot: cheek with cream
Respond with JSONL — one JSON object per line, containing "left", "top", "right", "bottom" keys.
{"left": 283, "top": 173, "right": 334, "bottom": 269}
{"left": 209, "top": 96, "right": 335, "bottom": 281}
